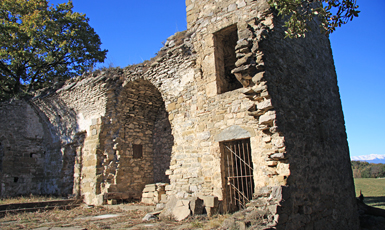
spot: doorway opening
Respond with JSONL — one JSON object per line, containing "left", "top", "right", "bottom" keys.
{"left": 221, "top": 138, "right": 254, "bottom": 212}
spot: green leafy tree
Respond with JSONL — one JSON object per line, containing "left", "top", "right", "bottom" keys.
{"left": 0, "top": 0, "right": 107, "bottom": 100}
{"left": 269, "top": 0, "right": 360, "bottom": 38}
{"left": 351, "top": 161, "right": 385, "bottom": 178}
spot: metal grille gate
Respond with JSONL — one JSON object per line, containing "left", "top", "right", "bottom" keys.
{"left": 222, "top": 138, "right": 254, "bottom": 211}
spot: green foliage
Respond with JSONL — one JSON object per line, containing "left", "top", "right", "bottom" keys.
{"left": 268, "top": 0, "right": 360, "bottom": 38}
{"left": 0, "top": 0, "right": 107, "bottom": 101}
{"left": 352, "top": 161, "right": 385, "bottom": 178}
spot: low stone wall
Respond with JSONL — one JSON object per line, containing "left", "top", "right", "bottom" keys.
{"left": 141, "top": 183, "right": 167, "bottom": 204}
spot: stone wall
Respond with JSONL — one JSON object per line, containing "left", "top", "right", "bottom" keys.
{"left": 0, "top": 0, "right": 359, "bottom": 228}
{"left": 32, "top": 73, "right": 111, "bottom": 204}
{"left": 0, "top": 100, "right": 48, "bottom": 196}
{"left": 97, "top": 79, "right": 167, "bottom": 199}
{"left": 0, "top": 71, "right": 112, "bottom": 199}
{"left": 258, "top": 17, "right": 359, "bottom": 228}
{"left": 183, "top": 0, "right": 358, "bottom": 228}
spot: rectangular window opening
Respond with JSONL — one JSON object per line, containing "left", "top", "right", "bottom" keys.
{"left": 214, "top": 24, "right": 243, "bottom": 94}
{"left": 133, "top": 144, "right": 143, "bottom": 159}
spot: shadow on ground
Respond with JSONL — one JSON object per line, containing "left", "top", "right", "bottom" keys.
{"left": 364, "top": 197, "right": 385, "bottom": 209}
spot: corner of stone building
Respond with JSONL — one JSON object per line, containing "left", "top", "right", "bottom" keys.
{"left": 194, "top": 2, "right": 359, "bottom": 228}
{"left": 245, "top": 10, "right": 359, "bottom": 229}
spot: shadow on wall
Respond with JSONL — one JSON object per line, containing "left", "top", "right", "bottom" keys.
{"left": 257, "top": 17, "right": 357, "bottom": 228}
{"left": 97, "top": 79, "right": 174, "bottom": 198}
{"left": 30, "top": 97, "right": 81, "bottom": 197}
{"left": 0, "top": 98, "right": 81, "bottom": 197}
{"left": 153, "top": 99, "right": 173, "bottom": 183}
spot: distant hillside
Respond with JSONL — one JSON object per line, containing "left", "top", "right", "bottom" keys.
{"left": 352, "top": 154, "right": 385, "bottom": 164}
{"left": 366, "top": 159, "right": 385, "bottom": 164}
{"left": 352, "top": 161, "right": 385, "bottom": 178}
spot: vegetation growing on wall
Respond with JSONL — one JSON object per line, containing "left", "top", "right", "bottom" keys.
{"left": 269, "top": 0, "right": 360, "bottom": 38}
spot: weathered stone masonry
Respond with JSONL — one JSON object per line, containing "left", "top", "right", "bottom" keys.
{"left": 0, "top": 0, "right": 359, "bottom": 229}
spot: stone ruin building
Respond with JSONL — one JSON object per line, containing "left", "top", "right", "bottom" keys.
{"left": 0, "top": 0, "right": 359, "bottom": 229}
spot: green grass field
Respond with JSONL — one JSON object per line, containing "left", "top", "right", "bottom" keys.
{"left": 354, "top": 178, "right": 385, "bottom": 209}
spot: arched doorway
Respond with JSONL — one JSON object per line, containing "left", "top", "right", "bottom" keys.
{"left": 98, "top": 79, "right": 173, "bottom": 200}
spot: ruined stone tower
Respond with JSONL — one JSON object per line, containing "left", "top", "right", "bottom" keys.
{"left": 0, "top": 0, "right": 358, "bottom": 228}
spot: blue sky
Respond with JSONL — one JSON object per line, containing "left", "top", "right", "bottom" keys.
{"left": 49, "top": 0, "right": 384, "bottom": 158}
{"left": 329, "top": 0, "right": 385, "bottom": 158}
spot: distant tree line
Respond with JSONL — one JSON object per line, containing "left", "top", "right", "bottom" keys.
{"left": 352, "top": 161, "right": 385, "bottom": 178}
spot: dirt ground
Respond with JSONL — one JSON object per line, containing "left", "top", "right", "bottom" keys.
{"left": 0, "top": 203, "right": 228, "bottom": 230}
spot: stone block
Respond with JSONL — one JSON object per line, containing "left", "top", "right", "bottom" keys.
{"left": 142, "top": 197, "right": 155, "bottom": 204}
{"left": 206, "top": 81, "right": 217, "bottom": 97}
{"left": 167, "top": 102, "right": 176, "bottom": 111}
{"left": 143, "top": 186, "right": 156, "bottom": 193}
{"left": 236, "top": 0, "right": 246, "bottom": 8}
{"left": 259, "top": 111, "right": 276, "bottom": 125}
{"left": 173, "top": 200, "right": 191, "bottom": 221}
{"left": 156, "top": 203, "right": 166, "bottom": 211}
{"left": 267, "top": 161, "right": 278, "bottom": 167}
{"left": 159, "top": 195, "right": 178, "bottom": 220}
{"left": 228, "top": 3, "right": 237, "bottom": 12}
{"left": 160, "top": 194, "right": 168, "bottom": 203}
{"left": 142, "top": 192, "right": 154, "bottom": 198}
{"left": 186, "top": 4, "right": 194, "bottom": 12}
{"left": 269, "top": 152, "right": 287, "bottom": 160}
{"left": 257, "top": 99, "right": 273, "bottom": 111}
{"left": 156, "top": 183, "right": 167, "bottom": 191}
{"left": 201, "top": 195, "right": 218, "bottom": 208}
{"left": 214, "top": 125, "right": 251, "bottom": 142}
{"left": 252, "top": 83, "right": 267, "bottom": 93}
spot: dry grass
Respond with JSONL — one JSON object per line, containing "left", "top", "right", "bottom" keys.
{"left": 0, "top": 203, "right": 231, "bottom": 230}
{"left": 0, "top": 205, "right": 145, "bottom": 230}
{"left": 204, "top": 214, "right": 230, "bottom": 229}
{"left": 0, "top": 195, "right": 232, "bottom": 230}
{"left": 0, "top": 195, "right": 63, "bottom": 205}
{"left": 354, "top": 178, "right": 385, "bottom": 209}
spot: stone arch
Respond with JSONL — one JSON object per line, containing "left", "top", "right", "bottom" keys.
{"left": 98, "top": 78, "right": 173, "bottom": 200}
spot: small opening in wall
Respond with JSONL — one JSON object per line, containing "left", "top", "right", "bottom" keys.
{"left": 14, "top": 177, "right": 18, "bottom": 183}
{"left": 214, "top": 24, "right": 243, "bottom": 94}
{"left": 133, "top": 144, "right": 143, "bottom": 159}
{"left": 30, "top": 153, "right": 35, "bottom": 158}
